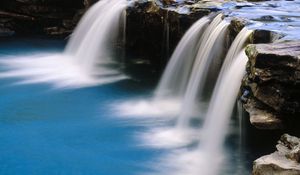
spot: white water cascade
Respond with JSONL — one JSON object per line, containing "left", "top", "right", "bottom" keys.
{"left": 177, "top": 14, "right": 229, "bottom": 127}
{"left": 196, "top": 50, "right": 249, "bottom": 175}
{"left": 0, "top": 0, "right": 127, "bottom": 88}
{"left": 200, "top": 27, "right": 252, "bottom": 154}
{"left": 65, "top": 0, "right": 127, "bottom": 72}
{"left": 155, "top": 17, "right": 210, "bottom": 98}
{"left": 139, "top": 27, "right": 252, "bottom": 175}
{"left": 114, "top": 16, "right": 211, "bottom": 120}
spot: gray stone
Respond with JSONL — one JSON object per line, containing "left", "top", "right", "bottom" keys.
{"left": 253, "top": 134, "right": 300, "bottom": 175}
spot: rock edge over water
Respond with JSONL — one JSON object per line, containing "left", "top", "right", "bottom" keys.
{"left": 253, "top": 134, "right": 300, "bottom": 175}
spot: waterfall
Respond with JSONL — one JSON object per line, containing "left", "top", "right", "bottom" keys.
{"left": 155, "top": 17, "right": 210, "bottom": 98}
{"left": 196, "top": 50, "right": 248, "bottom": 175}
{"left": 199, "top": 27, "right": 252, "bottom": 154}
{"left": 114, "top": 16, "right": 211, "bottom": 124}
{"left": 65, "top": 0, "right": 127, "bottom": 73}
{"left": 192, "top": 28, "right": 252, "bottom": 175}
{"left": 139, "top": 27, "right": 252, "bottom": 175}
{"left": 0, "top": 0, "right": 127, "bottom": 88}
{"left": 177, "top": 14, "right": 229, "bottom": 127}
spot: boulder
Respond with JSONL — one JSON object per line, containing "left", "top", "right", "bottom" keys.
{"left": 253, "top": 134, "right": 300, "bottom": 175}
{"left": 241, "top": 41, "right": 300, "bottom": 129}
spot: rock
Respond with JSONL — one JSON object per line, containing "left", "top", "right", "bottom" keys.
{"left": 250, "top": 30, "right": 284, "bottom": 44}
{"left": 253, "top": 134, "right": 300, "bottom": 175}
{"left": 0, "top": 0, "right": 85, "bottom": 37}
{"left": 0, "top": 27, "right": 15, "bottom": 37}
{"left": 229, "top": 17, "right": 249, "bottom": 40}
{"left": 126, "top": 0, "right": 217, "bottom": 66}
{"left": 243, "top": 96, "right": 284, "bottom": 129}
{"left": 44, "top": 27, "right": 72, "bottom": 37}
{"left": 84, "top": 0, "right": 98, "bottom": 8}
{"left": 241, "top": 41, "right": 300, "bottom": 129}
{"left": 246, "top": 42, "right": 300, "bottom": 82}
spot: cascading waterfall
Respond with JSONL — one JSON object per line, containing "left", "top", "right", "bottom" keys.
{"left": 142, "top": 27, "right": 252, "bottom": 175}
{"left": 65, "top": 0, "right": 127, "bottom": 73}
{"left": 198, "top": 26, "right": 252, "bottom": 158}
{"left": 177, "top": 14, "right": 229, "bottom": 127}
{"left": 200, "top": 28, "right": 252, "bottom": 148}
{"left": 196, "top": 50, "right": 249, "bottom": 175}
{"left": 114, "top": 16, "right": 211, "bottom": 120}
{"left": 155, "top": 17, "right": 210, "bottom": 98}
{"left": 0, "top": 0, "right": 127, "bottom": 88}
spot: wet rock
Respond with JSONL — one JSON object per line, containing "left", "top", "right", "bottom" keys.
{"left": 253, "top": 134, "right": 300, "bottom": 175}
{"left": 246, "top": 41, "right": 300, "bottom": 83}
{"left": 0, "top": 27, "right": 15, "bottom": 37}
{"left": 250, "top": 30, "right": 284, "bottom": 44}
{"left": 242, "top": 41, "right": 300, "bottom": 129}
{"left": 243, "top": 96, "right": 284, "bottom": 130}
{"left": 84, "top": 0, "right": 98, "bottom": 8}
{"left": 0, "top": 0, "right": 86, "bottom": 37}
{"left": 229, "top": 17, "right": 249, "bottom": 42}
{"left": 126, "top": 0, "right": 217, "bottom": 66}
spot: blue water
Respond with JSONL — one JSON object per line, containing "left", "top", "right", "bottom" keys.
{"left": 0, "top": 37, "right": 160, "bottom": 175}
{"left": 0, "top": 37, "right": 279, "bottom": 175}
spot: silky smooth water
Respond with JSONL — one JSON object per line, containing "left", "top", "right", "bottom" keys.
{"left": 0, "top": 0, "right": 127, "bottom": 89}
{"left": 0, "top": 38, "right": 276, "bottom": 175}
{"left": 0, "top": 38, "right": 160, "bottom": 175}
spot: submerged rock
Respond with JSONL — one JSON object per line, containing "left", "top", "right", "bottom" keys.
{"left": 253, "top": 134, "right": 300, "bottom": 175}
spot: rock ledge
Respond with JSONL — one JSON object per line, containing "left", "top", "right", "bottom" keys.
{"left": 253, "top": 134, "right": 300, "bottom": 175}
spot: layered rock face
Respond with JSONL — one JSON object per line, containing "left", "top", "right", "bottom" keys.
{"left": 253, "top": 134, "right": 300, "bottom": 175}
{"left": 241, "top": 41, "right": 300, "bottom": 130}
{"left": 0, "top": 0, "right": 88, "bottom": 37}
{"left": 126, "top": 0, "right": 219, "bottom": 66}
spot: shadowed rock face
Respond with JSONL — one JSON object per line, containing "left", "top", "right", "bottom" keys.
{"left": 241, "top": 41, "right": 300, "bottom": 129}
{"left": 253, "top": 134, "right": 300, "bottom": 175}
{"left": 125, "top": 0, "right": 219, "bottom": 67}
{"left": 0, "top": 0, "right": 86, "bottom": 37}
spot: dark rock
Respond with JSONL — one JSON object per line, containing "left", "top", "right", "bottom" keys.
{"left": 126, "top": 0, "right": 216, "bottom": 67}
{"left": 242, "top": 41, "right": 300, "bottom": 129}
{"left": 250, "top": 30, "right": 284, "bottom": 44}
{"left": 246, "top": 41, "right": 300, "bottom": 83}
{"left": 243, "top": 95, "right": 284, "bottom": 130}
{"left": 0, "top": 0, "right": 86, "bottom": 37}
{"left": 0, "top": 27, "right": 15, "bottom": 37}
{"left": 253, "top": 134, "right": 300, "bottom": 175}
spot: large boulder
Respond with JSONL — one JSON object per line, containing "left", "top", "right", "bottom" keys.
{"left": 253, "top": 134, "right": 300, "bottom": 175}
{"left": 241, "top": 41, "right": 300, "bottom": 129}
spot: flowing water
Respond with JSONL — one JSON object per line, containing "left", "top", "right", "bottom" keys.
{"left": 177, "top": 15, "right": 229, "bottom": 128}
{"left": 0, "top": 38, "right": 158, "bottom": 175}
{"left": 65, "top": 0, "right": 127, "bottom": 72}
{"left": 155, "top": 17, "right": 210, "bottom": 98}
{"left": 0, "top": 0, "right": 127, "bottom": 89}
{"left": 0, "top": 0, "right": 291, "bottom": 174}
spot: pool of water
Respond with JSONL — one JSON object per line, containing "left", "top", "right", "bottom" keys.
{"left": 0, "top": 37, "right": 278, "bottom": 175}
{"left": 0, "top": 37, "right": 163, "bottom": 175}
